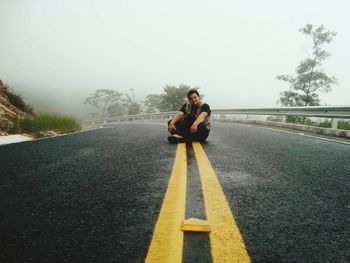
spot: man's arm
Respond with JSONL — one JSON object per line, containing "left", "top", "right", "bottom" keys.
{"left": 190, "top": 112, "right": 208, "bottom": 133}
{"left": 168, "top": 111, "right": 184, "bottom": 133}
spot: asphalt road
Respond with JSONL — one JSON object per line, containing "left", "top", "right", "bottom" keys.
{"left": 0, "top": 122, "right": 349, "bottom": 262}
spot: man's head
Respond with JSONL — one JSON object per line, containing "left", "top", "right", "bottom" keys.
{"left": 187, "top": 89, "right": 201, "bottom": 106}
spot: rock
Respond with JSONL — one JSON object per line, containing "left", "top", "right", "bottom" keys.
{"left": 37, "top": 130, "right": 59, "bottom": 138}
{"left": 0, "top": 80, "right": 28, "bottom": 133}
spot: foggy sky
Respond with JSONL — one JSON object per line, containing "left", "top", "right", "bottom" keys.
{"left": 0, "top": 0, "right": 349, "bottom": 119}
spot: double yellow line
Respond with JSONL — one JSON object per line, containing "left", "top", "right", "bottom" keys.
{"left": 145, "top": 142, "right": 250, "bottom": 263}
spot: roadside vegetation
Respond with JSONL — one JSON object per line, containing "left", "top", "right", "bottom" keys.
{"left": 11, "top": 113, "right": 81, "bottom": 138}
{"left": 338, "top": 120, "right": 350, "bottom": 130}
{"left": 1, "top": 85, "right": 81, "bottom": 137}
{"left": 315, "top": 119, "right": 350, "bottom": 130}
{"left": 267, "top": 116, "right": 350, "bottom": 130}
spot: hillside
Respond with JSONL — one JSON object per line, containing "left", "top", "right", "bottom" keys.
{"left": 0, "top": 80, "right": 30, "bottom": 134}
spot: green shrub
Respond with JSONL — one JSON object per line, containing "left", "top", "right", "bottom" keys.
{"left": 33, "top": 113, "right": 81, "bottom": 133}
{"left": 11, "top": 113, "right": 81, "bottom": 135}
{"left": 285, "top": 116, "right": 337, "bottom": 129}
{"left": 318, "top": 120, "right": 331, "bottom": 128}
{"left": 338, "top": 120, "right": 350, "bottom": 130}
{"left": 11, "top": 116, "right": 23, "bottom": 133}
{"left": 304, "top": 119, "right": 318, "bottom": 126}
{"left": 286, "top": 116, "right": 306, "bottom": 124}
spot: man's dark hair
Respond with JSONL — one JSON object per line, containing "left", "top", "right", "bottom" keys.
{"left": 187, "top": 89, "right": 200, "bottom": 98}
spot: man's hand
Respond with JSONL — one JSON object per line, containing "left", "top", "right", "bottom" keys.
{"left": 190, "top": 123, "right": 198, "bottom": 133}
{"left": 167, "top": 111, "right": 184, "bottom": 134}
{"left": 168, "top": 123, "right": 176, "bottom": 134}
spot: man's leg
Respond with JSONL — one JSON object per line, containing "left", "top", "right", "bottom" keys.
{"left": 167, "top": 119, "right": 190, "bottom": 143}
{"left": 167, "top": 119, "right": 190, "bottom": 138}
{"left": 191, "top": 123, "right": 210, "bottom": 142}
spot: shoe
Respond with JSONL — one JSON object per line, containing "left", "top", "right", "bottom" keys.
{"left": 167, "top": 134, "right": 186, "bottom": 144}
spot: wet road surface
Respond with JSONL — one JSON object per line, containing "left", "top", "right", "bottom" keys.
{"left": 0, "top": 122, "right": 349, "bottom": 262}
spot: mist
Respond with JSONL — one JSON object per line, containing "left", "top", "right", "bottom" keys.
{"left": 1, "top": 0, "right": 349, "bottom": 120}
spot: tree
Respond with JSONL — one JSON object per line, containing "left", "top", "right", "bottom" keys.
{"left": 84, "top": 89, "right": 123, "bottom": 118}
{"left": 144, "top": 94, "right": 162, "bottom": 113}
{"left": 123, "top": 89, "right": 142, "bottom": 115}
{"left": 152, "top": 84, "right": 201, "bottom": 112}
{"left": 85, "top": 89, "right": 142, "bottom": 118}
{"left": 106, "top": 103, "right": 125, "bottom": 117}
{"left": 144, "top": 84, "right": 202, "bottom": 112}
{"left": 158, "top": 84, "right": 192, "bottom": 111}
{"left": 277, "top": 24, "right": 338, "bottom": 107}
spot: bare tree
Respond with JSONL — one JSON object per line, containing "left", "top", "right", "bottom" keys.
{"left": 84, "top": 89, "right": 123, "bottom": 118}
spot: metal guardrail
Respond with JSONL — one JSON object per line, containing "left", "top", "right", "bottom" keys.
{"left": 212, "top": 106, "right": 350, "bottom": 118}
{"left": 82, "top": 106, "right": 350, "bottom": 130}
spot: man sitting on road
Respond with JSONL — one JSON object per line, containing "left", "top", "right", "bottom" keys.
{"left": 167, "top": 89, "right": 211, "bottom": 143}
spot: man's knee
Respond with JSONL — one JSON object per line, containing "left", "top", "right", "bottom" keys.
{"left": 193, "top": 124, "right": 210, "bottom": 141}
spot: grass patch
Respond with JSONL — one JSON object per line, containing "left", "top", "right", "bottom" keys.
{"left": 270, "top": 115, "right": 350, "bottom": 130}
{"left": 286, "top": 118, "right": 350, "bottom": 130}
{"left": 338, "top": 120, "right": 350, "bottom": 130}
{"left": 11, "top": 113, "right": 81, "bottom": 137}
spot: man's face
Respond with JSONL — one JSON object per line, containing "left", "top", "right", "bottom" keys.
{"left": 188, "top": 93, "right": 200, "bottom": 106}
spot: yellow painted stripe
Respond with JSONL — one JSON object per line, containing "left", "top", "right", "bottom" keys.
{"left": 145, "top": 143, "right": 187, "bottom": 263}
{"left": 192, "top": 142, "right": 251, "bottom": 263}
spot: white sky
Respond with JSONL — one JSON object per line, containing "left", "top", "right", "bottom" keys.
{"left": 0, "top": 0, "right": 349, "bottom": 117}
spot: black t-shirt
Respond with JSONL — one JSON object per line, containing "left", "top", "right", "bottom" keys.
{"left": 180, "top": 103, "right": 211, "bottom": 127}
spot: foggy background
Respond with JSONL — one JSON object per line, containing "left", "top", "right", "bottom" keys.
{"left": 0, "top": 0, "right": 349, "bottom": 120}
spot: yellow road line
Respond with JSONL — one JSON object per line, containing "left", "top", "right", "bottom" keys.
{"left": 192, "top": 142, "right": 251, "bottom": 263}
{"left": 145, "top": 143, "right": 187, "bottom": 263}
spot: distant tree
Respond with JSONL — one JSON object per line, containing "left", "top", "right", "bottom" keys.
{"left": 123, "top": 89, "right": 142, "bottom": 115}
{"left": 144, "top": 94, "right": 162, "bottom": 113}
{"left": 106, "top": 103, "right": 125, "bottom": 117}
{"left": 84, "top": 89, "right": 123, "bottom": 118}
{"left": 90, "top": 112, "right": 99, "bottom": 118}
{"left": 105, "top": 89, "right": 142, "bottom": 117}
{"left": 151, "top": 84, "right": 201, "bottom": 112}
{"left": 85, "top": 89, "right": 143, "bottom": 118}
{"left": 277, "top": 24, "right": 338, "bottom": 106}
{"left": 158, "top": 84, "right": 192, "bottom": 111}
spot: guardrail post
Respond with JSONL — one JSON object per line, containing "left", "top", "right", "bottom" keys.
{"left": 331, "top": 118, "right": 338, "bottom": 129}
{"left": 281, "top": 116, "right": 287, "bottom": 123}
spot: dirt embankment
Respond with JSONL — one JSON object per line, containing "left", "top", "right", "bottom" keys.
{"left": 0, "top": 80, "right": 27, "bottom": 134}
